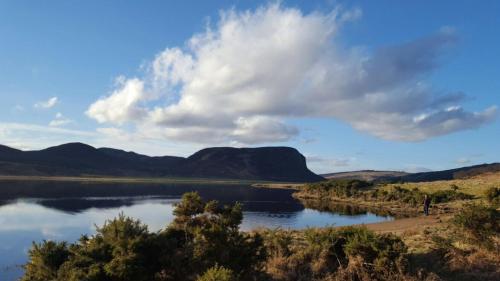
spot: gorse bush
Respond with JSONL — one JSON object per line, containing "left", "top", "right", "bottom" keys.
{"left": 262, "top": 226, "right": 409, "bottom": 280}
{"left": 484, "top": 187, "right": 500, "bottom": 206}
{"left": 302, "top": 179, "right": 372, "bottom": 198}
{"left": 197, "top": 265, "right": 235, "bottom": 281}
{"left": 23, "top": 240, "right": 70, "bottom": 281}
{"left": 451, "top": 204, "right": 500, "bottom": 249}
{"left": 431, "top": 190, "right": 474, "bottom": 203}
{"left": 22, "top": 192, "right": 266, "bottom": 281}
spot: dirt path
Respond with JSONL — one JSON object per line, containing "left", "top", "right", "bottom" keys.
{"left": 360, "top": 215, "right": 449, "bottom": 234}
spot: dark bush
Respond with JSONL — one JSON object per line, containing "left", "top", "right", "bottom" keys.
{"left": 197, "top": 265, "right": 235, "bottom": 281}
{"left": 22, "top": 241, "right": 70, "bottom": 281}
{"left": 431, "top": 190, "right": 474, "bottom": 203}
{"left": 22, "top": 192, "right": 266, "bottom": 281}
{"left": 302, "top": 179, "right": 372, "bottom": 198}
{"left": 451, "top": 204, "right": 500, "bottom": 248}
{"left": 484, "top": 187, "right": 500, "bottom": 206}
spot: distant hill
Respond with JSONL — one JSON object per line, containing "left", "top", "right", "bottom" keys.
{"left": 320, "top": 163, "right": 500, "bottom": 183}
{"left": 390, "top": 163, "right": 500, "bottom": 183}
{"left": 321, "top": 170, "right": 409, "bottom": 182}
{"left": 0, "top": 143, "right": 322, "bottom": 182}
{"left": 178, "top": 147, "right": 322, "bottom": 182}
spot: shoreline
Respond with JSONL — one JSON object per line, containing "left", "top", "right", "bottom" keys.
{"left": 0, "top": 175, "right": 262, "bottom": 185}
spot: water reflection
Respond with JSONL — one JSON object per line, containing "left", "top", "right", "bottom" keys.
{"left": 0, "top": 182, "right": 393, "bottom": 280}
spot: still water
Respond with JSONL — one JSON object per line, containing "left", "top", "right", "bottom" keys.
{"left": 0, "top": 181, "right": 393, "bottom": 280}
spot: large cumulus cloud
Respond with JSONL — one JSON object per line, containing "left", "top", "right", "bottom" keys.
{"left": 86, "top": 4, "right": 496, "bottom": 144}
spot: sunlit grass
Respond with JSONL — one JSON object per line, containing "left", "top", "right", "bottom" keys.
{"left": 382, "top": 172, "right": 500, "bottom": 199}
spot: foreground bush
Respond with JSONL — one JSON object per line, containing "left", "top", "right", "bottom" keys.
{"left": 22, "top": 192, "right": 265, "bottom": 281}
{"left": 485, "top": 187, "right": 500, "bottom": 207}
{"left": 197, "top": 265, "right": 235, "bottom": 281}
{"left": 451, "top": 204, "right": 499, "bottom": 249}
{"left": 262, "top": 226, "right": 408, "bottom": 280}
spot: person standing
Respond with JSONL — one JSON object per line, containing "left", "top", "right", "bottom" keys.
{"left": 423, "top": 195, "right": 431, "bottom": 216}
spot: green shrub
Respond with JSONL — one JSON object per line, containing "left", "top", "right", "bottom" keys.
{"left": 431, "top": 190, "right": 473, "bottom": 203}
{"left": 197, "top": 265, "right": 235, "bottom": 281}
{"left": 302, "top": 179, "right": 372, "bottom": 198}
{"left": 485, "top": 187, "right": 500, "bottom": 206}
{"left": 22, "top": 241, "right": 70, "bottom": 281}
{"left": 22, "top": 192, "right": 266, "bottom": 281}
{"left": 451, "top": 204, "right": 500, "bottom": 248}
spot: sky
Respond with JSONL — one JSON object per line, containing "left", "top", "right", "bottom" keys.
{"left": 0, "top": 0, "right": 499, "bottom": 174}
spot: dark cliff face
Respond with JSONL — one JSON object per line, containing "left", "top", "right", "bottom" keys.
{"left": 0, "top": 143, "right": 323, "bottom": 182}
{"left": 178, "top": 147, "right": 323, "bottom": 182}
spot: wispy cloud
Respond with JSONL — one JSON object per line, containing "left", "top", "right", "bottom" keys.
{"left": 0, "top": 122, "right": 201, "bottom": 157}
{"left": 306, "top": 155, "right": 356, "bottom": 173}
{"left": 34, "top": 97, "right": 58, "bottom": 109}
{"left": 49, "top": 113, "right": 73, "bottom": 127}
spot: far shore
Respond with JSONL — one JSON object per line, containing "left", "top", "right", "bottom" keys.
{"left": 251, "top": 182, "right": 304, "bottom": 189}
{"left": 0, "top": 175, "right": 268, "bottom": 185}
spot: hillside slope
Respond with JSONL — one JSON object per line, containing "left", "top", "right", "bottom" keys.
{"left": 0, "top": 143, "right": 322, "bottom": 182}
{"left": 393, "top": 163, "right": 500, "bottom": 182}
{"left": 321, "top": 170, "right": 408, "bottom": 181}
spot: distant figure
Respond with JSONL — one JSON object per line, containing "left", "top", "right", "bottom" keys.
{"left": 423, "top": 195, "right": 431, "bottom": 216}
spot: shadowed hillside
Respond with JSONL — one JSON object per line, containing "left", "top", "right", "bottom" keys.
{"left": 0, "top": 143, "right": 322, "bottom": 182}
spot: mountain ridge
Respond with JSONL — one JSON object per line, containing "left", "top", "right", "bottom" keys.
{"left": 0, "top": 143, "right": 322, "bottom": 182}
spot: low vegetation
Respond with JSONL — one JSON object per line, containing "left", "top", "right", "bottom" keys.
{"left": 295, "top": 179, "right": 474, "bottom": 214}
{"left": 22, "top": 192, "right": 499, "bottom": 281}
{"left": 485, "top": 187, "right": 500, "bottom": 207}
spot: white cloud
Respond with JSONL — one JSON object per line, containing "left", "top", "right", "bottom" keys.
{"left": 49, "top": 112, "right": 73, "bottom": 127}
{"left": 0, "top": 122, "right": 201, "bottom": 157}
{"left": 86, "top": 4, "right": 497, "bottom": 144}
{"left": 86, "top": 78, "right": 147, "bottom": 124}
{"left": 307, "top": 155, "right": 356, "bottom": 173}
{"left": 34, "top": 97, "right": 58, "bottom": 109}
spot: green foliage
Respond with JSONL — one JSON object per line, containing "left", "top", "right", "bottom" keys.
{"left": 484, "top": 187, "right": 500, "bottom": 206}
{"left": 451, "top": 204, "right": 499, "bottom": 248}
{"left": 22, "top": 240, "right": 70, "bottom": 281}
{"left": 339, "top": 226, "right": 407, "bottom": 271}
{"left": 370, "top": 185, "right": 426, "bottom": 206}
{"left": 431, "top": 190, "right": 473, "bottom": 203}
{"left": 262, "top": 226, "right": 408, "bottom": 280}
{"left": 22, "top": 192, "right": 265, "bottom": 281}
{"left": 368, "top": 186, "right": 473, "bottom": 206}
{"left": 173, "top": 191, "right": 205, "bottom": 217}
{"left": 302, "top": 179, "right": 372, "bottom": 198}
{"left": 196, "top": 265, "right": 235, "bottom": 281}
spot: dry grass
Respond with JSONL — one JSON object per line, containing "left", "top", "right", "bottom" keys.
{"left": 382, "top": 171, "right": 500, "bottom": 199}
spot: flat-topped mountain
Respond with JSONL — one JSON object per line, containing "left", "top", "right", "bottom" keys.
{"left": 0, "top": 143, "right": 322, "bottom": 182}
{"left": 178, "top": 147, "right": 321, "bottom": 182}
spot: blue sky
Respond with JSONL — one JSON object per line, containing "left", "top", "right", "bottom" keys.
{"left": 0, "top": 0, "right": 498, "bottom": 173}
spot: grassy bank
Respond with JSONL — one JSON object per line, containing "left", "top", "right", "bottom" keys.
{"left": 292, "top": 173, "right": 500, "bottom": 216}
